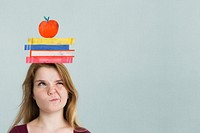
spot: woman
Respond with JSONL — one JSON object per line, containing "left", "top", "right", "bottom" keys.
{"left": 9, "top": 63, "right": 90, "bottom": 133}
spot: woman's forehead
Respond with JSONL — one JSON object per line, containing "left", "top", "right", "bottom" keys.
{"left": 34, "top": 67, "right": 61, "bottom": 80}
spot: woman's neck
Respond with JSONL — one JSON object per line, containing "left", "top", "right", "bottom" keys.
{"left": 31, "top": 110, "right": 70, "bottom": 130}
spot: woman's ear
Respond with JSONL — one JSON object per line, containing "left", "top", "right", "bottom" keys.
{"left": 68, "top": 92, "right": 71, "bottom": 99}
{"left": 33, "top": 94, "right": 35, "bottom": 100}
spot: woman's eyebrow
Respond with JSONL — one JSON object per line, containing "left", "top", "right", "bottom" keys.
{"left": 34, "top": 80, "right": 46, "bottom": 83}
{"left": 34, "top": 79, "right": 63, "bottom": 83}
{"left": 55, "top": 79, "right": 63, "bottom": 82}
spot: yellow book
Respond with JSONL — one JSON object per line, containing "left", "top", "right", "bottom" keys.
{"left": 28, "top": 38, "right": 74, "bottom": 45}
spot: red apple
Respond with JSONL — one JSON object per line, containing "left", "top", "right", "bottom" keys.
{"left": 38, "top": 16, "right": 59, "bottom": 38}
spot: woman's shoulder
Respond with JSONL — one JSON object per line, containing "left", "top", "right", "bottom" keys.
{"left": 74, "top": 127, "right": 91, "bottom": 133}
{"left": 9, "top": 124, "right": 28, "bottom": 133}
{"left": 9, "top": 124, "right": 90, "bottom": 133}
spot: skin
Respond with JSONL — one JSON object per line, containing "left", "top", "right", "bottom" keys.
{"left": 27, "top": 67, "right": 73, "bottom": 133}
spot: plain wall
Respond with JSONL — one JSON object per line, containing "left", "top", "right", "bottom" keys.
{"left": 1, "top": 0, "right": 200, "bottom": 133}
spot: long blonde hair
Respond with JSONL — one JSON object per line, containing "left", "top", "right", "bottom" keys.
{"left": 10, "top": 63, "right": 80, "bottom": 129}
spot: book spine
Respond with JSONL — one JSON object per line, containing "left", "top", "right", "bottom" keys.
{"left": 30, "top": 50, "right": 75, "bottom": 56}
{"left": 24, "top": 45, "right": 70, "bottom": 50}
{"left": 26, "top": 56, "right": 74, "bottom": 63}
{"left": 28, "top": 38, "right": 74, "bottom": 44}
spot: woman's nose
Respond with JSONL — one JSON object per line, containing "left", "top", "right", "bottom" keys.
{"left": 48, "top": 85, "right": 56, "bottom": 95}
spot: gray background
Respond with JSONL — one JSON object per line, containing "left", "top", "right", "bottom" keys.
{"left": 1, "top": 0, "right": 200, "bottom": 133}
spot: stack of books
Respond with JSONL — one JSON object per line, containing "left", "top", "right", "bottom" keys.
{"left": 24, "top": 38, "right": 75, "bottom": 63}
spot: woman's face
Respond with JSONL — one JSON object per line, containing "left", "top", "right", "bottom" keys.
{"left": 33, "top": 67, "right": 68, "bottom": 113}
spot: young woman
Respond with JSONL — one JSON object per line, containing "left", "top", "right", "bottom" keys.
{"left": 9, "top": 63, "right": 90, "bottom": 133}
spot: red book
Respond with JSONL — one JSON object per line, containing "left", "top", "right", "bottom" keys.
{"left": 26, "top": 56, "right": 74, "bottom": 63}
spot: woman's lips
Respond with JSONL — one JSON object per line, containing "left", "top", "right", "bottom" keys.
{"left": 49, "top": 98, "right": 59, "bottom": 102}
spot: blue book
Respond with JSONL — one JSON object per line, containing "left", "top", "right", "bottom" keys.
{"left": 24, "top": 45, "right": 70, "bottom": 50}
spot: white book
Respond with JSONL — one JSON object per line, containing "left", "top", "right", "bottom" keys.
{"left": 30, "top": 50, "right": 74, "bottom": 56}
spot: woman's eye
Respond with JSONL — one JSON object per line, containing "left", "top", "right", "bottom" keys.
{"left": 38, "top": 82, "right": 46, "bottom": 86}
{"left": 57, "top": 82, "right": 63, "bottom": 85}
{"left": 57, "top": 82, "right": 64, "bottom": 85}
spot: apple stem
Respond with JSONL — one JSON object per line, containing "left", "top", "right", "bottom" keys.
{"left": 44, "top": 16, "right": 50, "bottom": 22}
